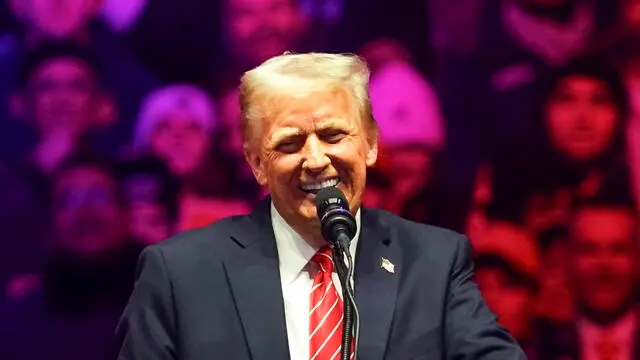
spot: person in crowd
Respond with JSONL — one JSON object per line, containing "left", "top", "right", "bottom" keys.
{"left": 133, "top": 83, "right": 254, "bottom": 230}
{"left": 367, "top": 58, "right": 445, "bottom": 215}
{"left": 118, "top": 156, "right": 180, "bottom": 245}
{"left": 541, "top": 198, "right": 640, "bottom": 359}
{"left": 0, "top": 0, "right": 157, "bottom": 160}
{"left": 133, "top": 83, "right": 217, "bottom": 180}
{"left": 117, "top": 52, "right": 525, "bottom": 359}
{"left": 472, "top": 220, "right": 542, "bottom": 359}
{"left": 487, "top": 58, "right": 633, "bottom": 234}
{"left": 0, "top": 155, "right": 141, "bottom": 360}
{"left": 11, "top": 41, "right": 116, "bottom": 174}
{"left": 476, "top": 0, "right": 615, "bottom": 154}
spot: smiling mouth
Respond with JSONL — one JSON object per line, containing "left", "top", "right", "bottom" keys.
{"left": 298, "top": 177, "right": 340, "bottom": 194}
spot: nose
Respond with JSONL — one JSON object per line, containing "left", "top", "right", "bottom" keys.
{"left": 302, "top": 136, "right": 330, "bottom": 173}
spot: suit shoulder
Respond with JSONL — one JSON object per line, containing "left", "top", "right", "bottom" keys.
{"left": 368, "top": 208, "right": 467, "bottom": 250}
{"left": 149, "top": 215, "right": 242, "bottom": 258}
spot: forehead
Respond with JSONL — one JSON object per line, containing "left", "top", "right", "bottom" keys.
{"left": 572, "top": 207, "right": 636, "bottom": 242}
{"left": 261, "top": 91, "right": 359, "bottom": 135}
{"left": 30, "top": 57, "right": 94, "bottom": 81}
{"left": 553, "top": 75, "right": 610, "bottom": 95}
{"left": 55, "top": 166, "right": 114, "bottom": 191}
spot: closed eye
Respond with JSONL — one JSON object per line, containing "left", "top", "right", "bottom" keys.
{"left": 275, "top": 136, "right": 304, "bottom": 153}
{"left": 320, "top": 130, "right": 346, "bottom": 144}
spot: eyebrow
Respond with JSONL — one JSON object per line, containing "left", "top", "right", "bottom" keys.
{"left": 270, "top": 127, "right": 305, "bottom": 145}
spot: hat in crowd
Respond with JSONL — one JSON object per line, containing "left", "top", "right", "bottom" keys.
{"left": 20, "top": 41, "right": 103, "bottom": 86}
{"left": 471, "top": 220, "right": 541, "bottom": 280}
{"left": 133, "top": 84, "right": 218, "bottom": 153}
{"left": 369, "top": 60, "right": 445, "bottom": 150}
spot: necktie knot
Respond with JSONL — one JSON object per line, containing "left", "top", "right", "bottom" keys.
{"left": 311, "top": 246, "right": 334, "bottom": 274}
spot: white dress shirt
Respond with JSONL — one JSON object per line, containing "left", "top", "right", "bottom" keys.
{"left": 577, "top": 311, "right": 637, "bottom": 360}
{"left": 271, "top": 202, "right": 360, "bottom": 360}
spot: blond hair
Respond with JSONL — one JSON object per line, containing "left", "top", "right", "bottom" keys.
{"left": 239, "top": 52, "right": 376, "bottom": 143}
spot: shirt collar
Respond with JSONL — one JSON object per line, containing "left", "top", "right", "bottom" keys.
{"left": 271, "top": 201, "right": 361, "bottom": 285}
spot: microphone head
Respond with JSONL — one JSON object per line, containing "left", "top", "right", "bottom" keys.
{"left": 315, "top": 186, "right": 350, "bottom": 217}
{"left": 315, "top": 187, "right": 357, "bottom": 245}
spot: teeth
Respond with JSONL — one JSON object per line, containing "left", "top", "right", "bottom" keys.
{"left": 301, "top": 178, "right": 339, "bottom": 191}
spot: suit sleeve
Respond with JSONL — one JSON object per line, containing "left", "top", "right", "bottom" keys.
{"left": 444, "top": 234, "right": 526, "bottom": 359}
{"left": 117, "top": 246, "right": 178, "bottom": 360}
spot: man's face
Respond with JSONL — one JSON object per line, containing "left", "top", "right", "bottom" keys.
{"left": 385, "top": 146, "right": 433, "bottom": 195}
{"left": 16, "top": 0, "right": 100, "bottom": 39}
{"left": 568, "top": 207, "right": 637, "bottom": 319}
{"left": 26, "top": 57, "right": 100, "bottom": 135}
{"left": 225, "top": 0, "right": 304, "bottom": 68}
{"left": 476, "top": 266, "right": 534, "bottom": 340}
{"left": 53, "top": 165, "right": 127, "bottom": 255}
{"left": 246, "top": 90, "right": 377, "bottom": 237}
{"left": 545, "top": 75, "right": 619, "bottom": 161}
{"left": 150, "top": 113, "right": 210, "bottom": 177}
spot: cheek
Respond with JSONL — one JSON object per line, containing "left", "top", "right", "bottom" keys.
{"left": 150, "top": 133, "right": 170, "bottom": 154}
{"left": 592, "top": 109, "right": 618, "bottom": 135}
{"left": 546, "top": 107, "right": 574, "bottom": 136}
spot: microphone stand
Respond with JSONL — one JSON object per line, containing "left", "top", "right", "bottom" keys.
{"left": 332, "top": 240, "right": 359, "bottom": 360}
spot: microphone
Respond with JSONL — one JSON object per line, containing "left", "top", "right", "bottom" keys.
{"left": 315, "top": 187, "right": 359, "bottom": 360}
{"left": 315, "top": 187, "right": 357, "bottom": 252}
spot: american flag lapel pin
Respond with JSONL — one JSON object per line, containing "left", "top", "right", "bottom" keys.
{"left": 380, "top": 257, "right": 395, "bottom": 274}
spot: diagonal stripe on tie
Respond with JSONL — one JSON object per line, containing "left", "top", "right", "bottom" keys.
{"left": 309, "top": 246, "right": 354, "bottom": 360}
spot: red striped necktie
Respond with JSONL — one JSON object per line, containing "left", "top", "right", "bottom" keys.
{"left": 309, "top": 246, "right": 354, "bottom": 360}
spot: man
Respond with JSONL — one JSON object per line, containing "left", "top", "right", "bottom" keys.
{"left": 0, "top": 156, "right": 141, "bottom": 359}
{"left": 0, "top": 0, "right": 157, "bottom": 160}
{"left": 117, "top": 53, "right": 524, "bottom": 359}
{"left": 11, "top": 41, "right": 115, "bottom": 173}
{"left": 541, "top": 198, "right": 640, "bottom": 360}
{"left": 472, "top": 221, "right": 542, "bottom": 359}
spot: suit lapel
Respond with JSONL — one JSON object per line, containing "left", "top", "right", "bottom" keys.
{"left": 223, "top": 199, "right": 290, "bottom": 360}
{"left": 354, "top": 209, "right": 400, "bottom": 360}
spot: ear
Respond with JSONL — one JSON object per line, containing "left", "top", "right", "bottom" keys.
{"left": 365, "top": 131, "right": 378, "bottom": 167}
{"left": 9, "top": 93, "right": 26, "bottom": 120}
{"left": 244, "top": 142, "right": 268, "bottom": 186}
{"left": 94, "top": 94, "right": 117, "bottom": 127}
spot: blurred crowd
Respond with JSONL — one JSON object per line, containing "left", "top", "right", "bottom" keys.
{"left": 0, "top": 0, "right": 639, "bottom": 359}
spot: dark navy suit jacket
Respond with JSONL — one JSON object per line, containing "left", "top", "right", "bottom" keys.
{"left": 116, "top": 199, "right": 525, "bottom": 359}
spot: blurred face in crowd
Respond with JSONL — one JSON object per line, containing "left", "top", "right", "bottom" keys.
{"left": 544, "top": 75, "right": 620, "bottom": 162}
{"left": 245, "top": 90, "right": 377, "bottom": 242}
{"left": 123, "top": 175, "right": 173, "bottom": 245}
{"left": 225, "top": 0, "right": 305, "bottom": 69}
{"left": 568, "top": 206, "right": 638, "bottom": 323}
{"left": 10, "top": 0, "right": 101, "bottom": 39}
{"left": 385, "top": 146, "right": 433, "bottom": 196}
{"left": 476, "top": 265, "right": 535, "bottom": 340}
{"left": 53, "top": 164, "right": 128, "bottom": 255}
{"left": 150, "top": 113, "right": 210, "bottom": 178}
{"left": 24, "top": 57, "right": 103, "bottom": 136}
